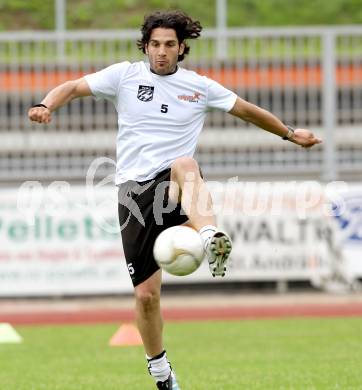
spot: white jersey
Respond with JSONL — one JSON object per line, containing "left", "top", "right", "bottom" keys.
{"left": 84, "top": 61, "right": 237, "bottom": 184}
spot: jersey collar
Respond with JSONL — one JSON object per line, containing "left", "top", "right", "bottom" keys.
{"left": 147, "top": 62, "right": 179, "bottom": 77}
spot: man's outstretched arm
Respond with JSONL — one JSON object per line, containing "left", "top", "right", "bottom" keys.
{"left": 229, "top": 96, "right": 322, "bottom": 148}
{"left": 28, "top": 78, "right": 92, "bottom": 124}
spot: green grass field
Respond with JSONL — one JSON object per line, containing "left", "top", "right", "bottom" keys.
{"left": 2, "top": 0, "right": 362, "bottom": 31}
{"left": 0, "top": 318, "right": 361, "bottom": 390}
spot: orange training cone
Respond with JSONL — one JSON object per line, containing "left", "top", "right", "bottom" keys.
{"left": 109, "top": 323, "right": 143, "bottom": 347}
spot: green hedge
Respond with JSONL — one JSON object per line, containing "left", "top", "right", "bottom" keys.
{"left": 0, "top": 0, "right": 361, "bottom": 31}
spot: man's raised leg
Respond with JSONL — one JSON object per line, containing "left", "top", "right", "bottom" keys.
{"left": 169, "top": 157, "right": 232, "bottom": 277}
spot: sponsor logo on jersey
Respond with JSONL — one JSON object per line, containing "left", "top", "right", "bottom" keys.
{"left": 137, "top": 85, "right": 154, "bottom": 102}
{"left": 178, "top": 92, "right": 202, "bottom": 103}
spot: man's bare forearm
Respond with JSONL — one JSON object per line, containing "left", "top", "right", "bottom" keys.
{"left": 28, "top": 78, "right": 92, "bottom": 124}
{"left": 229, "top": 96, "right": 322, "bottom": 148}
{"left": 230, "top": 98, "right": 288, "bottom": 137}
{"left": 241, "top": 103, "right": 289, "bottom": 137}
{"left": 41, "top": 80, "right": 80, "bottom": 111}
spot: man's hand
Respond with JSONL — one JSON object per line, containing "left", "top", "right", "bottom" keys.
{"left": 28, "top": 106, "right": 52, "bottom": 124}
{"left": 291, "top": 129, "right": 322, "bottom": 148}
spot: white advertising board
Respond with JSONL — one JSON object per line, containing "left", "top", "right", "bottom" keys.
{"left": 0, "top": 181, "right": 357, "bottom": 296}
{"left": 330, "top": 184, "right": 362, "bottom": 278}
{"left": 164, "top": 181, "right": 337, "bottom": 284}
{"left": 0, "top": 186, "right": 133, "bottom": 296}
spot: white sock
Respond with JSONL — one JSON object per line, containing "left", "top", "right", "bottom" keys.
{"left": 199, "top": 225, "right": 217, "bottom": 250}
{"left": 146, "top": 350, "right": 171, "bottom": 383}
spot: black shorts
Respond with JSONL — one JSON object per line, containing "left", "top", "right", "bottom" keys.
{"left": 118, "top": 169, "right": 188, "bottom": 286}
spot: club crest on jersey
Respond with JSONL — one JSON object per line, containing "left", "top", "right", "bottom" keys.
{"left": 137, "top": 85, "right": 154, "bottom": 102}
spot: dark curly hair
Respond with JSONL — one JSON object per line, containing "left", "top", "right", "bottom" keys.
{"left": 137, "top": 10, "right": 202, "bottom": 62}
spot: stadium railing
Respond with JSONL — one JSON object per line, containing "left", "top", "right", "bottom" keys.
{"left": 0, "top": 26, "right": 361, "bottom": 182}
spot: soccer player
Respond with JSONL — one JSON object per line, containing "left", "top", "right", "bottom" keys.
{"left": 28, "top": 10, "right": 322, "bottom": 390}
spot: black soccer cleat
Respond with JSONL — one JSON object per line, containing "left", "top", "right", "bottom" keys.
{"left": 206, "top": 231, "right": 232, "bottom": 277}
{"left": 156, "top": 372, "right": 181, "bottom": 390}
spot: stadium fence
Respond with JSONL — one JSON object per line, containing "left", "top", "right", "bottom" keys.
{"left": 1, "top": 26, "right": 361, "bottom": 182}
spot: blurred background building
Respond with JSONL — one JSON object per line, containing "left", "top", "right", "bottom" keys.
{"left": 0, "top": 0, "right": 361, "bottom": 297}
{"left": 1, "top": 0, "right": 361, "bottom": 183}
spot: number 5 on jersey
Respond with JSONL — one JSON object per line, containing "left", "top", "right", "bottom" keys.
{"left": 161, "top": 104, "right": 168, "bottom": 113}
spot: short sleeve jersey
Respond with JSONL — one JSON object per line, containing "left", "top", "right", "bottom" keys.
{"left": 84, "top": 61, "right": 237, "bottom": 184}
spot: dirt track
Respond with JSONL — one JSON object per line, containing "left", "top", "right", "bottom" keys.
{"left": 1, "top": 292, "right": 362, "bottom": 325}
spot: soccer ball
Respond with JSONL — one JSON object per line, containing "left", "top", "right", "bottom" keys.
{"left": 153, "top": 226, "right": 205, "bottom": 276}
